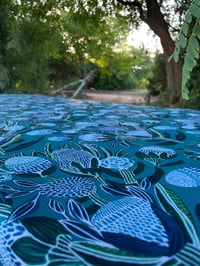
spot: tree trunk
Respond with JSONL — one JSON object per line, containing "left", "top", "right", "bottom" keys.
{"left": 144, "top": 0, "right": 183, "bottom": 105}
{"left": 161, "top": 41, "right": 183, "bottom": 105}
{"left": 117, "top": 0, "right": 183, "bottom": 105}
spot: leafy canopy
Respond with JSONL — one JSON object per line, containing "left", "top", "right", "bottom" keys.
{"left": 0, "top": 0, "right": 134, "bottom": 93}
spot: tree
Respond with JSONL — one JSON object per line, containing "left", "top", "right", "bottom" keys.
{"left": 64, "top": 0, "right": 191, "bottom": 105}
{"left": 93, "top": 46, "right": 151, "bottom": 91}
{"left": 0, "top": 0, "right": 131, "bottom": 93}
{"left": 0, "top": 0, "right": 65, "bottom": 93}
{"left": 113, "top": 0, "right": 190, "bottom": 104}
{"left": 1, "top": 0, "right": 191, "bottom": 102}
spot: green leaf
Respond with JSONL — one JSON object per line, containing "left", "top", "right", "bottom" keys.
{"left": 182, "top": 63, "right": 191, "bottom": 101}
{"left": 187, "top": 45, "right": 196, "bottom": 58}
{"left": 187, "top": 44, "right": 199, "bottom": 59}
{"left": 189, "top": 35, "right": 199, "bottom": 51}
{"left": 184, "top": 55, "right": 196, "bottom": 71}
{"left": 182, "top": 87, "right": 190, "bottom": 100}
{"left": 182, "top": 22, "right": 189, "bottom": 34}
{"left": 12, "top": 237, "right": 49, "bottom": 264}
{"left": 167, "top": 53, "right": 174, "bottom": 62}
{"left": 173, "top": 49, "right": 180, "bottom": 62}
{"left": 193, "top": 23, "right": 200, "bottom": 37}
{"left": 190, "top": 3, "right": 200, "bottom": 18}
{"left": 182, "top": 65, "right": 190, "bottom": 100}
{"left": 179, "top": 33, "right": 187, "bottom": 48}
{"left": 194, "top": 0, "right": 200, "bottom": 7}
{"left": 182, "top": 76, "right": 189, "bottom": 87}
{"left": 185, "top": 12, "right": 193, "bottom": 23}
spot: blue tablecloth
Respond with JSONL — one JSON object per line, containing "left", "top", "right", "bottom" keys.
{"left": 0, "top": 94, "right": 200, "bottom": 265}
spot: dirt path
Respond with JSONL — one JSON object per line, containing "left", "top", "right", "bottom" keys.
{"left": 78, "top": 89, "right": 149, "bottom": 104}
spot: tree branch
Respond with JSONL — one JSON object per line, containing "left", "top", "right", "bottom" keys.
{"left": 72, "top": 69, "right": 96, "bottom": 98}
{"left": 51, "top": 79, "right": 83, "bottom": 95}
{"left": 51, "top": 70, "right": 96, "bottom": 98}
{"left": 117, "top": 0, "right": 146, "bottom": 22}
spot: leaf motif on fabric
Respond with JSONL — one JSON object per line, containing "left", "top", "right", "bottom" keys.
{"left": 101, "top": 185, "right": 130, "bottom": 197}
{"left": 13, "top": 180, "right": 38, "bottom": 187}
{"left": 21, "top": 216, "right": 67, "bottom": 245}
{"left": 155, "top": 184, "right": 193, "bottom": 222}
{"left": 68, "top": 199, "right": 91, "bottom": 224}
{"left": 0, "top": 184, "right": 14, "bottom": 190}
{"left": 11, "top": 237, "right": 49, "bottom": 264}
{"left": 69, "top": 240, "right": 165, "bottom": 265}
{"left": 6, "top": 137, "right": 43, "bottom": 152}
{"left": 47, "top": 234, "right": 80, "bottom": 264}
{"left": 0, "top": 203, "right": 12, "bottom": 218}
{"left": 6, "top": 190, "right": 30, "bottom": 198}
{"left": 162, "top": 160, "right": 184, "bottom": 167}
{"left": 140, "top": 178, "right": 151, "bottom": 190}
{"left": 8, "top": 194, "right": 39, "bottom": 223}
{"left": 49, "top": 199, "right": 65, "bottom": 215}
{"left": 60, "top": 220, "right": 103, "bottom": 241}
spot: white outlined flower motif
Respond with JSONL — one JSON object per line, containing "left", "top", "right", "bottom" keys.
{"left": 46, "top": 147, "right": 95, "bottom": 173}
{"left": 3, "top": 156, "right": 52, "bottom": 177}
{"left": 99, "top": 156, "right": 135, "bottom": 170}
{"left": 38, "top": 177, "right": 97, "bottom": 197}
{"left": 139, "top": 146, "right": 175, "bottom": 157}
{"left": 165, "top": 167, "right": 200, "bottom": 187}
{"left": 137, "top": 146, "right": 176, "bottom": 166}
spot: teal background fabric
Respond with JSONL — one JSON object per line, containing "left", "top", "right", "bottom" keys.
{"left": 0, "top": 94, "right": 200, "bottom": 265}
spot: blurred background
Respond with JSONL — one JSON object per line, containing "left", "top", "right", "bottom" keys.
{"left": 0, "top": 0, "right": 199, "bottom": 109}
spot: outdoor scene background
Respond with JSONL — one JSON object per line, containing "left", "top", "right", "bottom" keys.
{"left": 1, "top": 0, "right": 200, "bottom": 109}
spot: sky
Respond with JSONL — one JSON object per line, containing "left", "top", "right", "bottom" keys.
{"left": 127, "top": 23, "right": 162, "bottom": 54}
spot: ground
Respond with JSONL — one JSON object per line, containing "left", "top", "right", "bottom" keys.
{"left": 77, "top": 89, "right": 151, "bottom": 104}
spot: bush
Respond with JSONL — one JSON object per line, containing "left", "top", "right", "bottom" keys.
{"left": 147, "top": 53, "right": 167, "bottom": 96}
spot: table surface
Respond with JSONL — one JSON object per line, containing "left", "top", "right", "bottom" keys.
{"left": 0, "top": 94, "right": 199, "bottom": 265}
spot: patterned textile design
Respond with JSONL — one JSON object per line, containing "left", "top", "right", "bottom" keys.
{"left": 0, "top": 94, "right": 199, "bottom": 265}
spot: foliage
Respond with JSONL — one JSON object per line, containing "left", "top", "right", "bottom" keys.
{"left": 1, "top": 0, "right": 138, "bottom": 93}
{"left": 0, "top": 0, "right": 194, "bottom": 100}
{"left": 0, "top": 65, "right": 9, "bottom": 92}
{"left": 62, "top": 12, "right": 130, "bottom": 60}
{"left": 93, "top": 46, "right": 151, "bottom": 91}
{"left": 0, "top": 0, "right": 65, "bottom": 93}
{"left": 176, "top": 58, "right": 200, "bottom": 109}
{"left": 170, "top": 0, "right": 200, "bottom": 100}
{"left": 1, "top": 0, "right": 155, "bottom": 94}
{"left": 7, "top": 19, "right": 63, "bottom": 93}
{"left": 147, "top": 53, "right": 167, "bottom": 97}
{"left": 75, "top": 0, "right": 191, "bottom": 32}
{"left": 161, "top": 0, "right": 191, "bottom": 35}
{"left": 0, "top": 0, "right": 12, "bottom": 91}
{"left": 51, "top": 0, "right": 193, "bottom": 104}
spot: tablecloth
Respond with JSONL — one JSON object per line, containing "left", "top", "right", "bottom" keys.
{"left": 0, "top": 94, "right": 199, "bottom": 265}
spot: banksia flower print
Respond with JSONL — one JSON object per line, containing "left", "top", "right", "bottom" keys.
{"left": 165, "top": 167, "right": 200, "bottom": 187}
{"left": 0, "top": 94, "right": 199, "bottom": 266}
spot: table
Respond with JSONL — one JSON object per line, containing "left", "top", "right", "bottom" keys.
{"left": 0, "top": 94, "right": 199, "bottom": 265}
